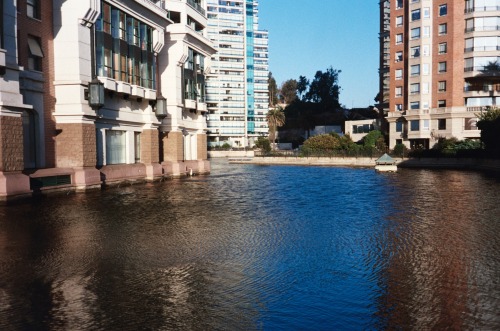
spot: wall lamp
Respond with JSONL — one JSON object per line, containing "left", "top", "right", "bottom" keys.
{"left": 155, "top": 95, "right": 168, "bottom": 119}
{"left": 87, "top": 78, "right": 105, "bottom": 109}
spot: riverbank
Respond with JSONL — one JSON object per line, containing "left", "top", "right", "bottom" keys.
{"left": 227, "top": 156, "right": 500, "bottom": 172}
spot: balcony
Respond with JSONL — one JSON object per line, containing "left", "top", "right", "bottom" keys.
{"left": 186, "top": 0, "right": 205, "bottom": 16}
{"left": 465, "top": 6, "right": 500, "bottom": 13}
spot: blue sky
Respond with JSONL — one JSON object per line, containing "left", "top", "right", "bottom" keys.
{"left": 258, "top": 0, "right": 380, "bottom": 108}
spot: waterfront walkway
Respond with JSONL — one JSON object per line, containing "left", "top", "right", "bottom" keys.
{"left": 228, "top": 156, "right": 500, "bottom": 172}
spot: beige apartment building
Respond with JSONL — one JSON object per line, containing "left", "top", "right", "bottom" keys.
{"left": 0, "top": 0, "right": 215, "bottom": 201}
{"left": 382, "top": 0, "right": 499, "bottom": 149}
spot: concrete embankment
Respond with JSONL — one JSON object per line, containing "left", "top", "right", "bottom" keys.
{"left": 228, "top": 156, "right": 500, "bottom": 172}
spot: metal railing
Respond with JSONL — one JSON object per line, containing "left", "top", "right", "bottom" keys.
{"left": 187, "top": 0, "right": 206, "bottom": 16}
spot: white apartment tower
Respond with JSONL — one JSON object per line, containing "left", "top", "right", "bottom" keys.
{"left": 205, "top": 0, "right": 269, "bottom": 148}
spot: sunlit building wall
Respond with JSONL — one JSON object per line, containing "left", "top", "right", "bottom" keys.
{"left": 205, "top": 0, "right": 269, "bottom": 148}
{"left": 383, "top": 0, "right": 499, "bottom": 149}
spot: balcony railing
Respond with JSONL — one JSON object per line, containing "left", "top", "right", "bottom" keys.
{"left": 465, "top": 46, "right": 500, "bottom": 52}
{"left": 465, "top": 25, "right": 500, "bottom": 33}
{"left": 187, "top": 0, "right": 206, "bottom": 16}
{"left": 465, "top": 6, "right": 500, "bottom": 13}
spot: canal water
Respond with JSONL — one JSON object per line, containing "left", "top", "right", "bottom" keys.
{"left": 0, "top": 160, "right": 499, "bottom": 330}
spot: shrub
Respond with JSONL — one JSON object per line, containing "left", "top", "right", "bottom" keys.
{"left": 221, "top": 143, "right": 231, "bottom": 150}
{"left": 255, "top": 137, "right": 271, "bottom": 153}
{"left": 393, "top": 143, "right": 407, "bottom": 157}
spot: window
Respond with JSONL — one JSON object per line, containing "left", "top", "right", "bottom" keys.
{"left": 95, "top": 4, "right": 156, "bottom": 89}
{"left": 27, "top": 36, "right": 43, "bottom": 71}
{"left": 423, "top": 44, "right": 430, "bottom": 56}
{"left": 106, "top": 130, "right": 126, "bottom": 164}
{"left": 438, "top": 81, "right": 447, "bottom": 92}
{"left": 438, "top": 100, "right": 446, "bottom": 108}
{"left": 395, "top": 51, "right": 403, "bottom": 62}
{"left": 411, "top": 27, "right": 421, "bottom": 39}
{"left": 396, "top": 16, "right": 403, "bottom": 27}
{"left": 423, "top": 63, "right": 430, "bottom": 75}
{"left": 439, "top": 42, "right": 447, "bottom": 54}
{"left": 396, "top": 86, "right": 402, "bottom": 97}
{"left": 422, "top": 82, "right": 429, "bottom": 94}
{"left": 396, "top": 0, "right": 403, "bottom": 9}
{"left": 438, "top": 23, "right": 447, "bottom": 35}
{"left": 396, "top": 121, "right": 403, "bottom": 132}
{"left": 465, "top": 118, "right": 478, "bottom": 130}
{"left": 411, "top": 9, "right": 421, "bottom": 21}
{"left": 410, "top": 101, "right": 420, "bottom": 110}
{"left": 396, "top": 103, "right": 403, "bottom": 111}
{"left": 439, "top": 4, "right": 447, "bottom": 16}
{"left": 423, "top": 7, "right": 430, "bottom": 18}
{"left": 410, "top": 83, "right": 420, "bottom": 94}
{"left": 420, "top": 27, "right": 428, "bottom": 38}
{"left": 134, "top": 132, "right": 141, "bottom": 163}
{"left": 410, "top": 120, "right": 420, "bottom": 131}
{"left": 438, "top": 119, "right": 446, "bottom": 130}
{"left": 395, "top": 69, "right": 403, "bottom": 80}
{"left": 438, "top": 61, "right": 447, "bottom": 73}
{"left": 27, "top": 0, "right": 40, "bottom": 19}
{"left": 411, "top": 46, "right": 420, "bottom": 58}
{"left": 423, "top": 119, "right": 430, "bottom": 130}
{"left": 411, "top": 64, "right": 420, "bottom": 76}
{"left": 396, "top": 33, "right": 403, "bottom": 44}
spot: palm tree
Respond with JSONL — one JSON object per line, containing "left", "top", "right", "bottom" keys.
{"left": 266, "top": 106, "right": 286, "bottom": 145}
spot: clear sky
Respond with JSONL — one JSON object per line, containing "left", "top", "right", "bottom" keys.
{"left": 258, "top": 0, "right": 380, "bottom": 109}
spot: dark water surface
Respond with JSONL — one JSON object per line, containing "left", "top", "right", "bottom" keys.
{"left": 1, "top": 160, "right": 499, "bottom": 330}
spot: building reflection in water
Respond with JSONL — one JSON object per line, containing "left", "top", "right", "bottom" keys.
{"left": 0, "top": 164, "right": 499, "bottom": 330}
{"left": 375, "top": 170, "right": 500, "bottom": 330}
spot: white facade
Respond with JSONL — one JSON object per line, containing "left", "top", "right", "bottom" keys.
{"left": 161, "top": 0, "right": 216, "bottom": 162}
{"left": 205, "top": 0, "right": 269, "bottom": 148}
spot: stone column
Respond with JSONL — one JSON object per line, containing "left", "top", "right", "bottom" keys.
{"left": 197, "top": 133, "right": 208, "bottom": 160}
{"left": 141, "top": 129, "right": 162, "bottom": 180}
{"left": 196, "top": 132, "right": 210, "bottom": 174}
{"left": 0, "top": 113, "right": 31, "bottom": 199}
{"left": 162, "top": 130, "right": 184, "bottom": 176}
{"left": 54, "top": 121, "right": 101, "bottom": 190}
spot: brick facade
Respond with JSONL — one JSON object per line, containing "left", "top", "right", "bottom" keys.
{"left": 141, "top": 129, "right": 160, "bottom": 164}
{"left": 197, "top": 133, "right": 207, "bottom": 160}
{"left": 163, "top": 131, "right": 184, "bottom": 162}
{"left": 55, "top": 123, "right": 97, "bottom": 168}
{"left": 0, "top": 116, "right": 24, "bottom": 171}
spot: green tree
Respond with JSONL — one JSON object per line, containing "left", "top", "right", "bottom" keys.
{"left": 279, "top": 79, "right": 298, "bottom": 104}
{"left": 477, "top": 107, "right": 500, "bottom": 153}
{"left": 302, "top": 134, "right": 340, "bottom": 152}
{"left": 297, "top": 75, "right": 309, "bottom": 101}
{"left": 305, "top": 66, "right": 341, "bottom": 110}
{"left": 266, "top": 107, "right": 286, "bottom": 144}
{"left": 268, "top": 72, "right": 279, "bottom": 106}
{"left": 255, "top": 137, "right": 271, "bottom": 153}
{"left": 362, "top": 130, "right": 384, "bottom": 149}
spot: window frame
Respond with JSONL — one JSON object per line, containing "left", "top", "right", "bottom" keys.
{"left": 439, "top": 4, "right": 447, "bottom": 17}
{"left": 438, "top": 81, "right": 447, "bottom": 92}
{"left": 438, "top": 42, "right": 447, "bottom": 54}
{"left": 438, "top": 61, "right": 447, "bottom": 73}
{"left": 27, "top": 35, "right": 43, "bottom": 71}
{"left": 27, "top": 0, "right": 40, "bottom": 20}
{"left": 438, "top": 23, "right": 447, "bottom": 35}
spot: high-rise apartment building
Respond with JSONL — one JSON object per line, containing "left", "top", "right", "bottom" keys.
{"left": 383, "top": 0, "right": 499, "bottom": 149}
{"left": 205, "top": 0, "right": 269, "bottom": 148}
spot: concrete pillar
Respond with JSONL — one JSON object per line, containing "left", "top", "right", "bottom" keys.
{"left": 197, "top": 132, "right": 208, "bottom": 160}
{"left": 141, "top": 129, "right": 162, "bottom": 180}
{"left": 0, "top": 114, "right": 31, "bottom": 199}
{"left": 163, "top": 130, "right": 184, "bottom": 162}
